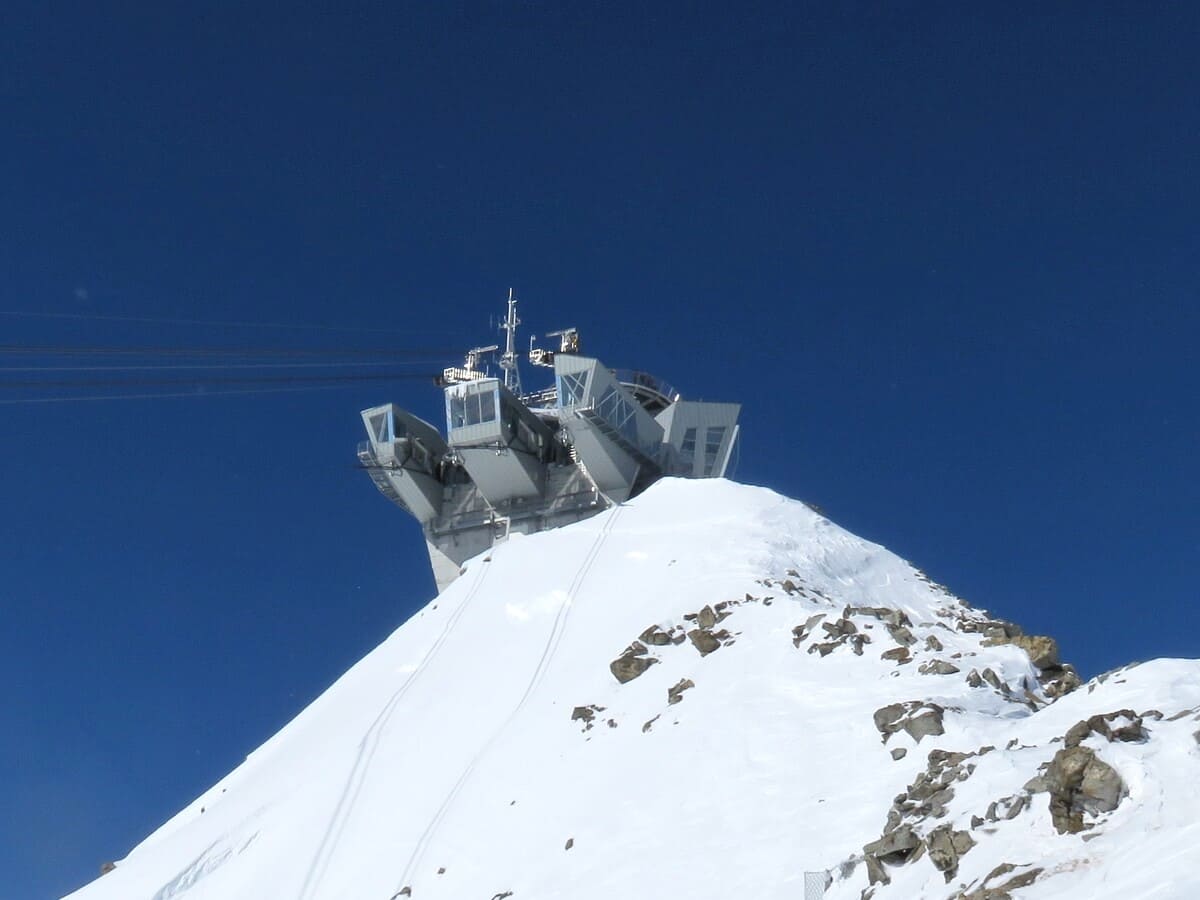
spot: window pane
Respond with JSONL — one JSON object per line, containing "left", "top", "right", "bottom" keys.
{"left": 479, "top": 388, "right": 497, "bottom": 423}
{"left": 681, "top": 427, "right": 697, "bottom": 455}
{"left": 449, "top": 395, "right": 466, "bottom": 429}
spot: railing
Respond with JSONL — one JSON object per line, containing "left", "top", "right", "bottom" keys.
{"left": 613, "top": 368, "right": 679, "bottom": 411}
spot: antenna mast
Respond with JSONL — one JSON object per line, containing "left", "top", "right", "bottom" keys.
{"left": 499, "top": 287, "right": 522, "bottom": 395}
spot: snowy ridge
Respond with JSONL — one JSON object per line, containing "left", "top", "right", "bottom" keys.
{"left": 65, "top": 479, "right": 1200, "bottom": 900}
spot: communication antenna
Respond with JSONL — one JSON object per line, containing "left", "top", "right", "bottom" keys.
{"left": 499, "top": 288, "right": 522, "bottom": 395}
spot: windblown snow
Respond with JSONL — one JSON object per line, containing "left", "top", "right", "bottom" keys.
{"left": 66, "top": 479, "right": 1200, "bottom": 900}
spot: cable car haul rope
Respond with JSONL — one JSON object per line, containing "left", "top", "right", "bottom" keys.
{"left": 0, "top": 309, "right": 450, "bottom": 405}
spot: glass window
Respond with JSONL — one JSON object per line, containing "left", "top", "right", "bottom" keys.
{"left": 704, "top": 426, "right": 726, "bottom": 475}
{"left": 557, "top": 371, "right": 588, "bottom": 407}
{"left": 597, "top": 386, "right": 639, "bottom": 444}
{"left": 478, "top": 388, "right": 497, "bottom": 424}
{"left": 680, "top": 427, "right": 697, "bottom": 456}
{"left": 369, "top": 412, "right": 390, "bottom": 443}
{"left": 705, "top": 426, "right": 725, "bottom": 454}
{"left": 451, "top": 387, "right": 500, "bottom": 429}
{"left": 448, "top": 394, "right": 467, "bottom": 429}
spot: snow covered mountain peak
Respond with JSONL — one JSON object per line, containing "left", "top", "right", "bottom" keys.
{"left": 66, "top": 478, "right": 1200, "bottom": 900}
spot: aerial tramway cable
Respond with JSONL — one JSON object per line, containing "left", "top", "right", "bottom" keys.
{"left": 0, "top": 307, "right": 458, "bottom": 337}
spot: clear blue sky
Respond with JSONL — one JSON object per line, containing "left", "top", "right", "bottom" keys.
{"left": 3, "top": 4, "right": 1197, "bottom": 897}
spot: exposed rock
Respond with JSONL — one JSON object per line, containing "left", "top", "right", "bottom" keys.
{"left": 827, "top": 616, "right": 859, "bottom": 636}
{"left": 927, "top": 824, "right": 975, "bottom": 881}
{"left": 886, "top": 623, "right": 917, "bottom": 647}
{"left": 1064, "top": 709, "right": 1149, "bottom": 747}
{"left": 697, "top": 605, "right": 717, "bottom": 629}
{"left": 687, "top": 628, "right": 722, "bottom": 656}
{"left": 1041, "top": 663, "right": 1082, "bottom": 697}
{"left": 638, "top": 625, "right": 673, "bottom": 646}
{"left": 571, "top": 705, "right": 602, "bottom": 730}
{"left": 873, "top": 703, "right": 906, "bottom": 737}
{"left": 890, "top": 747, "right": 907, "bottom": 760}
{"left": 610, "top": 653, "right": 658, "bottom": 683}
{"left": 1030, "top": 746, "right": 1127, "bottom": 834}
{"left": 564, "top": 838, "right": 574, "bottom": 850}
{"left": 100, "top": 862, "right": 116, "bottom": 876}
{"left": 849, "top": 606, "right": 912, "bottom": 628}
{"left": 642, "top": 715, "right": 660, "bottom": 733}
{"left": 1011, "top": 634, "right": 1060, "bottom": 669}
{"left": 881, "top": 646, "right": 911, "bottom": 664}
{"left": 792, "top": 613, "right": 826, "bottom": 646}
{"left": 872, "top": 701, "right": 946, "bottom": 743}
{"left": 667, "top": 678, "right": 695, "bottom": 705}
{"left": 956, "top": 864, "right": 1044, "bottom": 899}
{"left": 925, "top": 634, "right": 944, "bottom": 652}
{"left": 864, "top": 824, "right": 921, "bottom": 864}
{"left": 919, "top": 659, "right": 961, "bottom": 676}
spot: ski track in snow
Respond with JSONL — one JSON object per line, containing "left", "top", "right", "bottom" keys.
{"left": 296, "top": 559, "right": 493, "bottom": 900}
{"left": 61, "top": 480, "right": 1200, "bottom": 900}
{"left": 392, "top": 505, "right": 624, "bottom": 896}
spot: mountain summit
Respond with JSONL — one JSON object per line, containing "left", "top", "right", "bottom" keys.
{"left": 66, "top": 479, "right": 1200, "bottom": 900}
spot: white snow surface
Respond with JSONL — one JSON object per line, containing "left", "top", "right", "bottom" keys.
{"left": 65, "top": 479, "right": 1200, "bottom": 900}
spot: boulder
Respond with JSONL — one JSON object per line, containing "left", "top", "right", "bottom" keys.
{"left": 919, "top": 659, "right": 961, "bottom": 676}
{"left": 1011, "top": 634, "right": 1060, "bottom": 669}
{"left": 864, "top": 824, "right": 921, "bottom": 863}
{"left": 926, "top": 824, "right": 975, "bottom": 881}
{"left": 638, "top": 625, "right": 673, "bottom": 646}
{"left": 667, "top": 678, "right": 695, "bottom": 705}
{"left": 881, "top": 646, "right": 911, "bottom": 663}
{"left": 610, "top": 654, "right": 658, "bottom": 684}
{"left": 687, "top": 628, "right": 721, "bottom": 656}
{"left": 902, "top": 706, "right": 945, "bottom": 742}
{"left": 1032, "top": 746, "right": 1127, "bottom": 834}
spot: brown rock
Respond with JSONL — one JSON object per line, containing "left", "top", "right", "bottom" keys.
{"left": 1033, "top": 745, "right": 1127, "bottom": 834}
{"left": 1011, "top": 634, "right": 1060, "bottom": 669}
{"left": 610, "top": 654, "right": 657, "bottom": 683}
{"left": 881, "top": 646, "right": 911, "bottom": 663}
{"left": 638, "top": 625, "right": 672, "bottom": 646}
{"left": 667, "top": 678, "right": 695, "bottom": 705}
{"left": 687, "top": 629, "right": 721, "bottom": 656}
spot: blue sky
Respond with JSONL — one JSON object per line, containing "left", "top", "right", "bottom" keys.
{"left": 3, "top": 4, "right": 1197, "bottom": 897}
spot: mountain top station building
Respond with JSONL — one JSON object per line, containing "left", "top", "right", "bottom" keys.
{"left": 358, "top": 293, "right": 741, "bottom": 590}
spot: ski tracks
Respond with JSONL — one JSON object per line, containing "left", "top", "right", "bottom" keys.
{"left": 393, "top": 506, "right": 624, "bottom": 896}
{"left": 296, "top": 561, "right": 492, "bottom": 900}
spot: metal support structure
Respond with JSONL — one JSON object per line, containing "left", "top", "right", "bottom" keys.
{"left": 498, "top": 288, "right": 522, "bottom": 396}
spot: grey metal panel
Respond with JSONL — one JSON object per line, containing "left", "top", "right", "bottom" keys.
{"left": 448, "top": 420, "right": 504, "bottom": 445}
{"left": 360, "top": 403, "right": 446, "bottom": 522}
{"left": 561, "top": 409, "right": 643, "bottom": 502}
{"left": 457, "top": 445, "right": 544, "bottom": 502}
{"left": 655, "top": 400, "right": 741, "bottom": 477}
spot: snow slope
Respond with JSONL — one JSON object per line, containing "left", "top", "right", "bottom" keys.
{"left": 65, "top": 479, "right": 1200, "bottom": 900}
